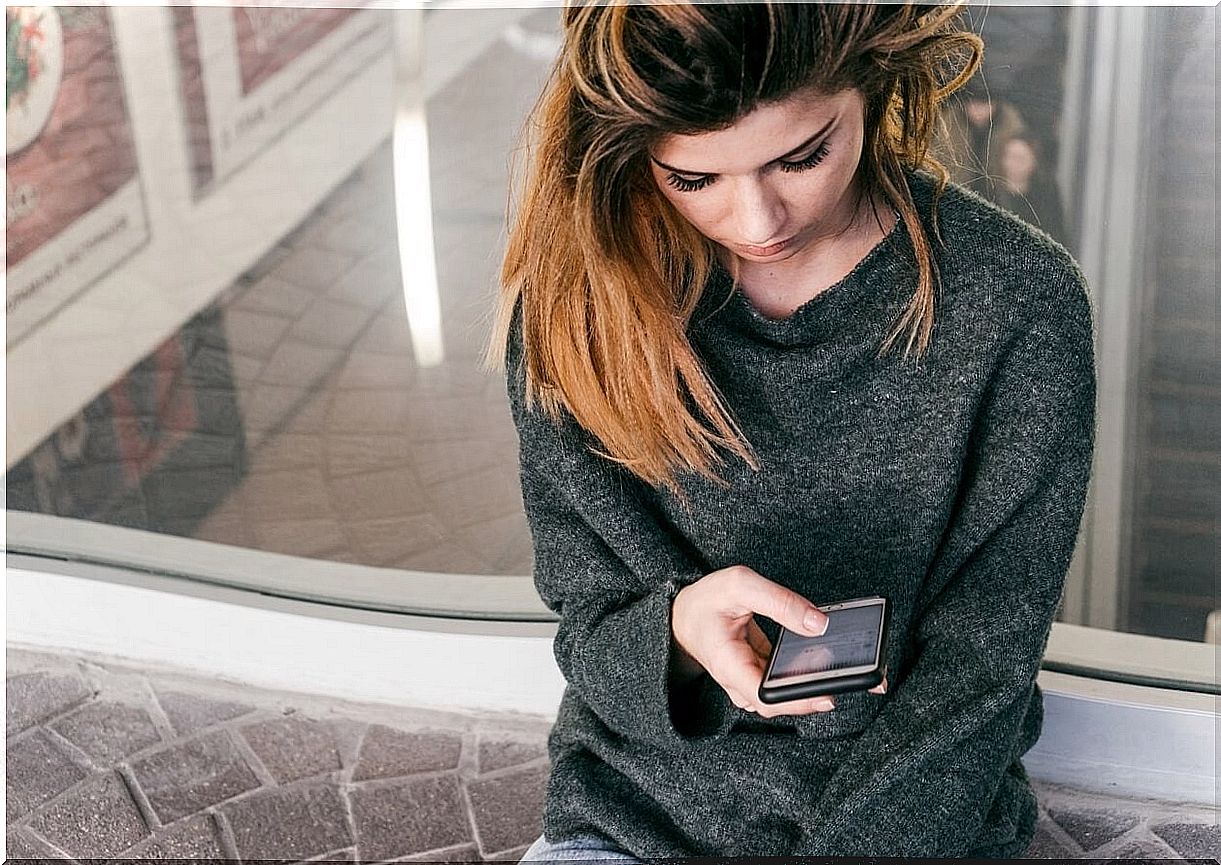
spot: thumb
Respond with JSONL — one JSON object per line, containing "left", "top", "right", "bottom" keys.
{"left": 734, "top": 570, "right": 827, "bottom": 638}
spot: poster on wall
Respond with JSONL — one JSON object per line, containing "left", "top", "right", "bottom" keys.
{"left": 5, "top": 6, "right": 151, "bottom": 348}
{"left": 172, "top": 4, "right": 390, "bottom": 197}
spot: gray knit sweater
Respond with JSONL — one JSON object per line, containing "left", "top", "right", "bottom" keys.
{"left": 506, "top": 168, "right": 1097, "bottom": 858}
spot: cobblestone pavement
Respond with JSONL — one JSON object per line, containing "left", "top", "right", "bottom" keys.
{"left": 7, "top": 647, "right": 1218, "bottom": 862}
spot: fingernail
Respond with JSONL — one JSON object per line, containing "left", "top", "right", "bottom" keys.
{"left": 804, "top": 610, "right": 827, "bottom": 635}
{"left": 818, "top": 697, "right": 836, "bottom": 711}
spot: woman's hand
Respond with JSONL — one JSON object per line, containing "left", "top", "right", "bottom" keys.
{"left": 671, "top": 565, "right": 838, "bottom": 717}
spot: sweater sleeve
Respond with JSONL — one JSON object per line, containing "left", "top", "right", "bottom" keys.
{"left": 505, "top": 314, "right": 739, "bottom": 749}
{"left": 801, "top": 282, "right": 1097, "bottom": 857}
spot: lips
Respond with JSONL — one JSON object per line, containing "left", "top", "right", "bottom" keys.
{"left": 738, "top": 237, "right": 792, "bottom": 257}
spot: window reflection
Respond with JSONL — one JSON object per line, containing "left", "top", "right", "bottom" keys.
{"left": 932, "top": 6, "right": 1073, "bottom": 250}
{"left": 1124, "top": 7, "right": 1216, "bottom": 641}
{"left": 4, "top": 8, "right": 1216, "bottom": 653}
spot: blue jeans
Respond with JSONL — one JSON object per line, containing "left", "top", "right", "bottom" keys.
{"left": 520, "top": 833, "right": 644, "bottom": 863}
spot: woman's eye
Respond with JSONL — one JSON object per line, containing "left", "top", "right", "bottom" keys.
{"left": 779, "top": 141, "right": 831, "bottom": 173}
{"left": 666, "top": 173, "right": 714, "bottom": 193}
{"left": 662, "top": 141, "right": 830, "bottom": 192}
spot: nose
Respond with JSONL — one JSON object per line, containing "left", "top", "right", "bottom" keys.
{"left": 731, "top": 179, "right": 786, "bottom": 246}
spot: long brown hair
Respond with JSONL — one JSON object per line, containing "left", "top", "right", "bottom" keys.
{"left": 483, "top": 2, "right": 982, "bottom": 503}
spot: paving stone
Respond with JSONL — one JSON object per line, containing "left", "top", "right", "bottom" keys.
{"left": 6, "top": 729, "right": 89, "bottom": 820}
{"left": 328, "top": 717, "right": 368, "bottom": 772}
{"left": 241, "top": 466, "right": 334, "bottom": 523}
{"left": 1150, "top": 821, "right": 1221, "bottom": 859}
{"left": 289, "top": 297, "right": 372, "bottom": 350}
{"left": 154, "top": 688, "right": 256, "bottom": 736}
{"left": 6, "top": 670, "right": 92, "bottom": 736}
{"left": 236, "top": 273, "right": 317, "bottom": 319}
{"left": 350, "top": 775, "right": 471, "bottom": 861}
{"left": 128, "top": 730, "right": 262, "bottom": 823}
{"left": 1100, "top": 835, "right": 1178, "bottom": 861}
{"left": 465, "top": 762, "right": 547, "bottom": 856}
{"left": 257, "top": 338, "right": 345, "bottom": 388}
{"left": 50, "top": 700, "right": 162, "bottom": 766}
{"left": 272, "top": 245, "right": 359, "bottom": 296}
{"left": 1024, "top": 822, "right": 1077, "bottom": 858}
{"left": 239, "top": 383, "right": 313, "bottom": 441}
{"left": 1047, "top": 807, "right": 1141, "bottom": 852}
{"left": 6, "top": 826, "right": 66, "bottom": 858}
{"left": 239, "top": 715, "right": 343, "bottom": 783}
{"left": 476, "top": 735, "right": 548, "bottom": 774}
{"left": 308, "top": 209, "right": 389, "bottom": 258}
{"left": 223, "top": 783, "right": 352, "bottom": 861}
{"left": 324, "top": 433, "right": 418, "bottom": 478}
{"left": 328, "top": 464, "right": 426, "bottom": 520}
{"left": 400, "top": 842, "right": 482, "bottom": 862}
{"left": 28, "top": 771, "right": 149, "bottom": 860}
{"left": 223, "top": 307, "right": 293, "bottom": 361}
{"left": 396, "top": 543, "right": 493, "bottom": 579}
{"left": 251, "top": 516, "right": 350, "bottom": 560}
{"left": 483, "top": 842, "right": 533, "bottom": 862}
{"left": 326, "top": 248, "right": 401, "bottom": 309}
{"left": 119, "top": 811, "right": 226, "bottom": 859}
{"left": 345, "top": 514, "right": 449, "bottom": 566}
{"left": 242, "top": 242, "right": 294, "bottom": 284}
{"left": 351, "top": 724, "right": 464, "bottom": 781}
{"left": 299, "top": 847, "right": 357, "bottom": 863}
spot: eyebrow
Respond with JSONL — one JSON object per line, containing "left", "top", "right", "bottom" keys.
{"left": 650, "top": 115, "right": 837, "bottom": 176}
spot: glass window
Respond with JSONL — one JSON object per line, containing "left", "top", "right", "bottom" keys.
{"left": 5, "top": 6, "right": 1215, "bottom": 684}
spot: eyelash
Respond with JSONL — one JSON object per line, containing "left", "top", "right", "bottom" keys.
{"left": 665, "top": 141, "right": 832, "bottom": 193}
{"left": 780, "top": 141, "right": 832, "bottom": 174}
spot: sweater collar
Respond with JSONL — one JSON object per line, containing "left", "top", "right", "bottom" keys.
{"left": 690, "top": 168, "right": 932, "bottom": 349}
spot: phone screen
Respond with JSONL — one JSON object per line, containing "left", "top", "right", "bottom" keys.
{"left": 770, "top": 602, "right": 884, "bottom": 678}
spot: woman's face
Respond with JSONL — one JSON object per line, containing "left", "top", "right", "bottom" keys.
{"left": 648, "top": 86, "right": 870, "bottom": 268}
{"left": 1001, "top": 138, "right": 1038, "bottom": 190}
{"left": 964, "top": 97, "right": 993, "bottom": 127}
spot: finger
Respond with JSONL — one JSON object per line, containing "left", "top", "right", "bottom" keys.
{"left": 727, "top": 690, "right": 837, "bottom": 717}
{"left": 756, "top": 695, "right": 836, "bottom": 718}
{"left": 744, "top": 619, "right": 772, "bottom": 662}
{"left": 713, "top": 640, "right": 837, "bottom": 718}
{"left": 727, "top": 688, "right": 756, "bottom": 712}
{"left": 709, "top": 638, "right": 769, "bottom": 712}
{"left": 869, "top": 672, "right": 889, "bottom": 695}
{"left": 724, "top": 567, "right": 827, "bottom": 637}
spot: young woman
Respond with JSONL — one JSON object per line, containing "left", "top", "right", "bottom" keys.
{"left": 484, "top": 2, "right": 1096, "bottom": 859}
{"left": 994, "top": 133, "right": 1073, "bottom": 251}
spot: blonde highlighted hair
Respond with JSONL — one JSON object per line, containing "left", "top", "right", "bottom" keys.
{"left": 483, "top": 1, "right": 983, "bottom": 505}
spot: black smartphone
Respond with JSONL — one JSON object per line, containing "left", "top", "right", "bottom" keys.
{"left": 757, "top": 595, "right": 890, "bottom": 703}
